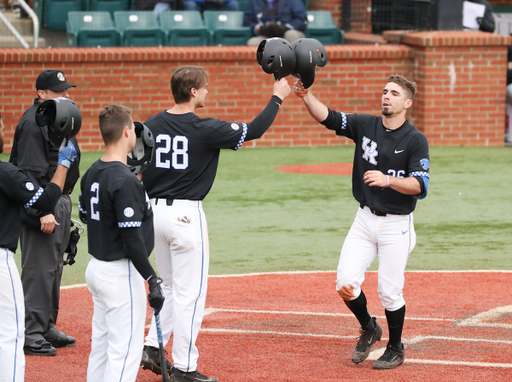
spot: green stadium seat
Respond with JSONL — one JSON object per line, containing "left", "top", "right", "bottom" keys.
{"left": 203, "top": 10, "right": 252, "bottom": 46}
{"left": 42, "top": 0, "right": 83, "bottom": 30}
{"left": 237, "top": 0, "right": 248, "bottom": 12}
{"left": 114, "top": 11, "right": 165, "bottom": 47}
{"left": 159, "top": 11, "right": 210, "bottom": 46}
{"left": 305, "top": 11, "right": 344, "bottom": 45}
{"left": 87, "top": 0, "right": 130, "bottom": 15}
{"left": 67, "top": 11, "right": 120, "bottom": 46}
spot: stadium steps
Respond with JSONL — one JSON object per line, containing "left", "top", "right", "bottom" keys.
{"left": 0, "top": 8, "right": 46, "bottom": 47}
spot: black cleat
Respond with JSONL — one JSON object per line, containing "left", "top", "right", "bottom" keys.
{"left": 351, "top": 317, "right": 382, "bottom": 363}
{"left": 373, "top": 343, "right": 405, "bottom": 369}
{"left": 24, "top": 339, "right": 57, "bottom": 356}
{"left": 141, "top": 345, "right": 173, "bottom": 375}
{"left": 171, "top": 369, "right": 219, "bottom": 382}
{"left": 44, "top": 330, "right": 76, "bottom": 348}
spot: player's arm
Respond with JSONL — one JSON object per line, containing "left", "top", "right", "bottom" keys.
{"left": 363, "top": 170, "right": 422, "bottom": 195}
{"left": 119, "top": 227, "right": 164, "bottom": 314}
{"left": 244, "top": 78, "right": 291, "bottom": 141}
{"left": 293, "top": 80, "right": 329, "bottom": 123}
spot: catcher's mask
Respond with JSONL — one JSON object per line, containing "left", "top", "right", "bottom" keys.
{"left": 257, "top": 37, "right": 296, "bottom": 80}
{"left": 127, "top": 121, "right": 155, "bottom": 175}
{"left": 291, "top": 38, "right": 328, "bottom": 89}
{"left": 35, "top": 97, "right": 82, "bottom": 148}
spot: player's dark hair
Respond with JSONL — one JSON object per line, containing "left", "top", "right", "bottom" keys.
{"left": 171, "top": 66, "right": 208, "bottom": 104}
{"left": 99, "top": 104, "right": 133, "bottom": 146}
{"left": 387, "top": 75, "right": 417, "bottom": 101}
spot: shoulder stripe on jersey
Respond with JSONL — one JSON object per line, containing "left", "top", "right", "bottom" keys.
{"left": 410, "top": 171, "right": 429, "bottom": 178}
{"left": 118, "top": 221, "right": 142, "bottom": 228}
{"left": 78, "top": 199, "right": 87, "bottom": 216}
{"left": 340, "top": 112, "right": 347, "bottom": 130}
{"left": 24, "top": 187, "right": 44, "bottom": 208}
{"left": 234, "top": 123, "right": 248, "bottom": 151}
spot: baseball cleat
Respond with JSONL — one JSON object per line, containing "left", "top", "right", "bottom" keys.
{"left": 351, "top": 317, "right": 382, "bottom": 363}
{"left": 141, "top": 345, "right": 173, "bottom": 375}
{"left": 24, "top": 339, "right": 57, "bottom": 356}
{"left": 372, "top": 343, "right": 405, "bottom": 369}
{"left": 171, "top": 369, "right": 219, "bottom": 382}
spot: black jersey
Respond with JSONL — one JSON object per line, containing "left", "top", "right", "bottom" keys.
{"left": 0, "top": 161, "right": 60, "bottom": 251}
{"left": 79, "top": 160, "right": 154, "bottom": 262}
{"left": 142, "top": 111, "right": 248, "bottom": 200}
{"left": 324, "top": 111, "right": 430, "bottom": 215}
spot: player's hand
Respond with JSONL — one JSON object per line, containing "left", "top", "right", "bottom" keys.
{"left": 58, "top": 140, "right": 78, "bottom": 169}
{"left": 363, "top": 170, "right": 388, "bottom": 188}
{"left": 338, "top": 285, "right": 355, "bottom": 301}
{"left": 147, "top": 276, "right": 165, "bottom": 315}
{"left": 293, "top": 79, "right": 309, "bottom": 98}
{"left": 273, "top": 77, "right": 291, "bottom": 100}
{"left": 40, "top": 214, "right": 58, "bottom": 234}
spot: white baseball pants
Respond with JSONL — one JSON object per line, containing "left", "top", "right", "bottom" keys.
{"left": 0, "top": 248, "right": 25, "bottom": 382}
{"left": 86, "top": 257, "right": 146, "bottom": 382}
{"left": 336, "top": 206, "right": 416, "bottom": 311}
{"left": 145, "top": 199, "right": 209, "bottom": 372}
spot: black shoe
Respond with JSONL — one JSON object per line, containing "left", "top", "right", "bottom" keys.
{"left": 351, "top": 317, "right": 382, "bottom": 363}
{"left": 141, "top": 345, "right": 173, "bottom": 376}
{"left": 12, "top": 4, "right": 20, "bottom": 12}
{"left": 171, "top": 369, "right": 219, "bottom": 382}
{"left": 373, "top": 343, "right": 405, "bottom": 369}
{"left": 44, "top": 330, "right": 76, "bottom": 348}
{"left": 24, "top": 339, "right": 57, "bottom": 356}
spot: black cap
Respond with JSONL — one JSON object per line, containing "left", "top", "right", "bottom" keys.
{"left": 36, "top": 70, "right": 76, "bottom": 91}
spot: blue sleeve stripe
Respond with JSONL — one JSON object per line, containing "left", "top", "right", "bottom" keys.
{"left": 78, "top": 198, "right": 87, "bottom": 216}
{"left": 234, "top": 123, "right": 248, "bottom": 151}
{"left": 410, "top": 171, "right": 429, "bottom": 179}
{"left": 24, "top": 187, "right": 44, "bottom": 208}
{"left": 340, "top": 112, "right": 347, "bottom": 130}
{"left": 118, "top": 221, "right": 142, "bottom": 228}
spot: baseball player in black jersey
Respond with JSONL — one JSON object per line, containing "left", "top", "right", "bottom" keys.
{"left": 78, "top": 105, "right": 164, "bottom": 382}
{"left": 139, "top": 66, "right": 290, "bottom": 382}
{"left": 0, "top": 112, "right": 77, "bottom": 381}
{"left": 294, "top": 75, "right": 430, "bottom": 369}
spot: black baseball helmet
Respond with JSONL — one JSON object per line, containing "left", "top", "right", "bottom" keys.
{"left": 35, "top": 97, "right": 82, "bottom": 147}
{"left": 291, "top": 38, "right": 328, "bottom": 89}
{"left": 127, "top": 121, "right": 155, "bottom": 175}
{"left": 257, "top": 37, "right": 296, "bottom": 80}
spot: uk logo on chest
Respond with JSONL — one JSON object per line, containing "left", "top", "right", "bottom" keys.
{"left": 362, "top": 136, "right": 378, "bottom": 165}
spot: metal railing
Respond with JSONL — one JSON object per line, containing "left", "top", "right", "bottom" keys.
{"left": 0, "top": 0, "right": 39, "bottom": 48}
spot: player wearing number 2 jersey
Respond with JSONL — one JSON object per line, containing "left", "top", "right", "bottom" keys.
{"left": 139, "top": 66, "right": 290, "bottom": 382}
{"left": 294, "top": 74, "right": 429, "bottom": 370}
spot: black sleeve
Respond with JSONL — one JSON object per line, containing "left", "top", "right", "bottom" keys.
{"left": 245, "top": 95, "right": 283, "bottom": 141}
{"left": 30, "top": 182, "right": 61, "bottom": 212}
{"left": 479, "top": 4, "right": 495, "bottom": 32}
{"left": 321, "top": 108, "right": 339, "bottom": 130}
{"left": 119, "top": 227, "right": 157, "bottom": 281}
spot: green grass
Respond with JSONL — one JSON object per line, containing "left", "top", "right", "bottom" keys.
{"left": 3, "top": 145, "right": 512, "bottom": 285}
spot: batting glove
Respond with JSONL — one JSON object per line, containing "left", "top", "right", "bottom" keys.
{"left": 58, "top": 140, "right": 78, "bottom": 169}
{"left": 147, "top": 275, "right": 165, "bottom": 315}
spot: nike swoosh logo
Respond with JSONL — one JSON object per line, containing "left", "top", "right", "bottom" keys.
{"left": 394, "top": 150, "right": 404, "bottom": 154}
{"left": 402, "top": 231, "right": 408, "bottom": 235}
{"left": 367, "top": 334, "right": 374, "bottom": 345}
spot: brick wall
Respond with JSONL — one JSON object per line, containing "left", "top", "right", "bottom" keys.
{"left": 0, "top": 30, "right": 509, "bottom": 151}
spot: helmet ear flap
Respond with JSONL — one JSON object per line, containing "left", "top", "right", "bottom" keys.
{"left": 127, "top": 122, "right": 155, "bottom": 175}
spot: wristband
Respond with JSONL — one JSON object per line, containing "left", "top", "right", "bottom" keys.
{"left": 386, "top": 175, "right": 390, "bottom": 188}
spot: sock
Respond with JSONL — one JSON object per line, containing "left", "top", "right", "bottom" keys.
{"left": 343, "top": 290, "right": 375, "bottom": 331}
{"left": 385, "top": 305, "right": 406, "bottom": 348}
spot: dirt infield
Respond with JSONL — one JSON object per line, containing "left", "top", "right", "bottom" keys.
{"left": 26, "top": 271, "right": 512, "bottom": 382}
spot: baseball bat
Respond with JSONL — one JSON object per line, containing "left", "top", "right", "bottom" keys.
{"left": 155, "top": 312, "right": 170, "bottom": 382}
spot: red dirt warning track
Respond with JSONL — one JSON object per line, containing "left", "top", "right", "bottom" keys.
{"left": 27, "top": 271, "right": 512, "bottom": 382}
{"left": 275, "top": 163, "right": 353, "bottom": 176}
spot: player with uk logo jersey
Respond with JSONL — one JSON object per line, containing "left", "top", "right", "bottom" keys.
{"left": 139, "top": 66, "right": 290, "bottom": 382}
{"left": 294, "top": 74, "right": 429, "bottom": 370}
{"left": 78, "top": 105, "right": 164, "bottom": 382}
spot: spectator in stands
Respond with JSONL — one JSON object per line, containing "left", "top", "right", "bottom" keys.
{"left": 243, "top": 0, "right": 308, "bottom": 46}
{"left": 183, "top": 0, "right": 239, "bottom": 13}
{"left": 466, "top": 0, "right": 495, "bottom": 33}
{"left": 134, "top": 0, "right": 183, "bottom": 19}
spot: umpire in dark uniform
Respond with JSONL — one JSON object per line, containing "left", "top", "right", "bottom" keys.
{"left": 0, "top": 111, "right": 77, "bottom": 380}
{"left": 9, "top": 70, "right": 81, "bottom": 356}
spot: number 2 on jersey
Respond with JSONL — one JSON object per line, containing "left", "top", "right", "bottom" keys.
{"left": 155, "top": 134, "right": 189, "bottom": 170}
{"left": 90, "top": 182, "right": 100, "bottom": 221}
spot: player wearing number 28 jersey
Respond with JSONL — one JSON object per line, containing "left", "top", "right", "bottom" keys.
{"left": 140, "top": 66, "right": 291, "bottom": 382}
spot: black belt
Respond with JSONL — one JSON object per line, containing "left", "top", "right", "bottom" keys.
{"left": 154, "top": 198, "right": 174, "bottom": 206}
{"left": 360, "top": 203, "right": 387, "bottom": 217}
